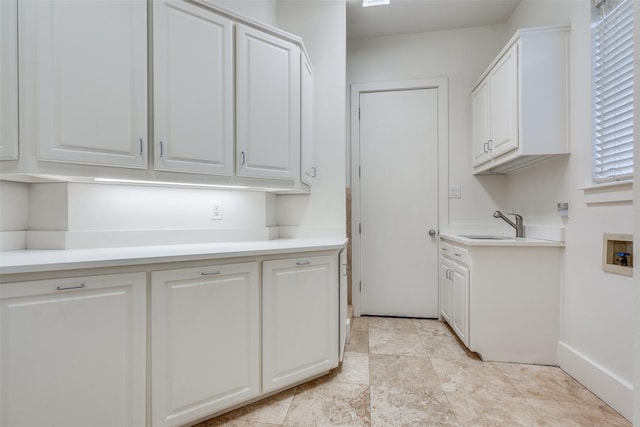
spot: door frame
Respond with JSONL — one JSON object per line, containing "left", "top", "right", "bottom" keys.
{"left": 350, "top": 78, "right": 449, "bottom": 317}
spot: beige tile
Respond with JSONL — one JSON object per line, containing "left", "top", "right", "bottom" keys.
{"left": 369, "top": 332, "right": 427, "bottom": 357}
{"left": 446, "top": 393, "right": 548, "bottom": 427}
{"left": 334, "top": 352, "right": 370, "bottom": 385}
{"left": 199, "top": 388, "right": 295, "bottom": 426}
{"left": 370, "top": 385, "right": 459, "bottom": 427}
{"left": 368, "top": 317, "right": 417, "bottom": 334}
{"left": 369, "top": 354, "right": 441, "bottom": 392}
{"left": 345, "top": 330, "right": 369, "bottom": 354}
{"left": 526, "top": 397, "right": 632, "bottom": 427}
{"left": 283, "top": 376, "right": 370, "bottom": 426}
{"left": 431, "top": 357, "right": 520, "bottom": 397}
{"left": 496, "top": 363, "right": 606, "bottom": 405}
{"left": 351, "top": 316, "right": 369, "bottom": 332}
{"left": 420, "top": 333, "right": 477, "bottom": 360}
{"left": 412, "top": 318, "right": 452, "bottom": 337}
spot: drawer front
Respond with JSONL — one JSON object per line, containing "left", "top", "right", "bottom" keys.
{"left": 450, "top": 245, "right": 469, "bottom": 265}
{"left": 441, "top": 241, "right": 453, "bottom": 257}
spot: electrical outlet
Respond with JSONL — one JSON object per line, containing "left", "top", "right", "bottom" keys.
{"left": 210, "top": 201, "right": 223, "bottom": 220}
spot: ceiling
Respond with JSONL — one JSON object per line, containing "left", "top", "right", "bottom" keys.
{"left": 346, "top": 0, "right": 522, "bottom": 40}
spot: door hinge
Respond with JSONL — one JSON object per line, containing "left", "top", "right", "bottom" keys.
{"left": 359, "top": 165, "right": 361, "bottom": 178}
{"left": 358, "top": 223, "right": 361, "bottom": 234}
{"left": 358, "top": 107, "right": 361, "bottom": 120}
{"left": 359, "top": 280, "right": 362, "bottom": 291}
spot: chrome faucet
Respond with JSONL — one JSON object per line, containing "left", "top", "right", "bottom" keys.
{"left": 493, "top": 211, "right": 525, "bottom": 238}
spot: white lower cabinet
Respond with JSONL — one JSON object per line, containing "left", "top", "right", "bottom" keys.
{"left": 262, "top": 255, "right": 339, "bottom": 393}
{"left": 151, "top": 262, "right": 260, "bottom": 427}
{"left": 440, "top": 244, "right": 469, "bottom": 346}
{"left": 0, "top": 273, "right": 147, "bottom": 427}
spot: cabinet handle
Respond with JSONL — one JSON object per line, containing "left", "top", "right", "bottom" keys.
{"left": 311, "top": 167, "right": 317, "bottom": 178}
{"left": 483, "top": 142, "right": 489, "bottom": 153}
{"left": 240, "top": 151, "right": 246, "bottom": 166}
{"left": 56, "top": 283, "right": 85, "bottom": 291}
{"left": 296, "top": 261, "right": 311, "bottom": 266}
{"left": 454, "top": 252, "right": 462, "bottom": 257}
{"left": 139, "top": 138, "right": 144, "bottom": 155}
{"left": 159, "top": 141, "right": 165, "bottom": 158}
{"left": 488, "top": 139, "right": 493, "bottom": 151}
{"left": 201, "top": 271, "right": 221, "bottom": 276}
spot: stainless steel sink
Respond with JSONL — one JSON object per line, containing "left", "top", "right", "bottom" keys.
{"left": 458, "top": 235, "right": 515, "bottom": 240}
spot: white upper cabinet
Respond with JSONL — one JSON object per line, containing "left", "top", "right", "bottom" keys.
{"left": 153, "top": 0, "right": 234, "bottom": 176}
{"left": 0, "top": 0, "right": 18, "bottom": 160}
{"left": 471, "top": 26, "right": 569, "bottom": 174}
{"left": 300, "top": 51, "right": 315, "bottom": 185}
{"left": 20, "top": 0, "right": 148, "bottom": 168}
{"left": 236, "top": 24, "right": 301, "bottom": 181}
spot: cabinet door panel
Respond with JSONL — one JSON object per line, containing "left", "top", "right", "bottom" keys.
{"left": 440, "top": 256, "right": 452, "bottom": 322}
{"left": 300, "top": 52, "right": 314, "bottom": 185}
{"left": 236, "top": 24, "right": 300, "bottom": 181}
{"left": 0, "top": 0, "right": 18, "bottom": 160}
{"left": 0, "top": 273, "right": 146, "bottom": 427}
{"left": 451, "top": 263, "right": 469, "bottom": 346}
{"left": 154, "top": 0, "right": 233, "bottom": 175}
{"left": 263, "top": 255, "right": 338, "bottom": 393}
{"left": 151, "top": 263, "right": 260, "bottom": 427}
{"left": 23, "top": 0, "right": 147, "bottom": 168}
{"left": 471, "top": 79, "right": 491, "bottom": 167}
{"left": 489, "top": 43, "right": 519, "bottom": 158}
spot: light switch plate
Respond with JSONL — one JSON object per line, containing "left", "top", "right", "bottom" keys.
{"left": 448, "top": 185, "right": 461, "bottom": 199}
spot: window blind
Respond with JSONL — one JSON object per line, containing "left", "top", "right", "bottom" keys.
{"left": 592, "top": 0, "right": 634, "bottom": 183}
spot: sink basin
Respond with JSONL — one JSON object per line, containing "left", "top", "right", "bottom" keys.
{"left": 458, "top": 235, "right": 515, "bottom": 240}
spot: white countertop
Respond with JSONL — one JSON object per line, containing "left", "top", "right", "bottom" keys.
{"left": 0, "top": 238, "right": 348, "bottom": 276}
{"left": 440, "top": 233, "right": 565, "bottom": 247}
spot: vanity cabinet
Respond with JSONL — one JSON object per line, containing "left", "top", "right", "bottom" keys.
{"left": 440, "top": 237, "right": 562, "bottom": 364}
{"left": 18, "top": 0, "right": 148, "bottom": 169}
{"left": 262, "top": 255, "right": 338, "bottom": 393}
{"left": 153, "top": 0, "right": 234, "bottom": 176}
{"left": 440, "top": 242, "right": 469, "bottom": 346}
{"left": 151, "top": 262, "right": 260, "bottom": 427}
{"left": 0, "top": 273, "right": 147, "bottom": 427}
{"left": 471, "top": 26, "right": 569, "bottom": 174}
{"left": 236, "top": 24, "right": 301, "bottom": 182}
{"left": 0, "top": 0, "right": 18, "bottom": 160}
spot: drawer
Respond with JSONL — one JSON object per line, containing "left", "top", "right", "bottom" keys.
{"left": 441, "top": 241, "right": 453, "bottom": 256}
{"left": 450, "top": 245, "right": 469, "bottom": 265}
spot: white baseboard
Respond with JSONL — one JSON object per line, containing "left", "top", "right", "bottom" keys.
{"left": 557, "top": 341, "right": 633, "bottom": 421}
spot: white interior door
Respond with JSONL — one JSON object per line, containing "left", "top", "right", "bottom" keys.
{"left": 358, "top": 88, "right": 439, "bottom": 318}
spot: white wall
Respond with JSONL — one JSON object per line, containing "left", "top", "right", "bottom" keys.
{"left": 347, "top": 26, "right": 509, "bottom": 233}
{"left": 275, "top": 1, "right": 347, "bottom": 238}
{"left": 211, "top": 0, "right": 277, "bottom": 25}
{"left": 504, "top": 1, "right": 634, "bottom": 420}
{"left": 0, "top": 181, "right": 28, "bottom": 250}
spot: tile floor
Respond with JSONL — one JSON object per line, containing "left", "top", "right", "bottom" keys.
{"left": 194, "top": 317, "right": 631, "bottom": 426}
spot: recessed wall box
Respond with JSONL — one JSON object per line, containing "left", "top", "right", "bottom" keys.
{"left": 602, "top": 233, "right": 633, "bottom": 276}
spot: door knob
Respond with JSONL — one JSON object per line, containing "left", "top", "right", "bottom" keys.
{"left": 428, "top": 229, "right": 437, "bottom": 236}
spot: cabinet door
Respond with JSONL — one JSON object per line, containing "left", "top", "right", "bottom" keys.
{"left": 489, "top": 42, "right": 519, "bottom": 158}
{"left": 439, "top": 256, "right": 452, "bottom": 323}
{"left": 451, "top": 262, "right": 469, "bottom": 346}
{"left": 236, "top": 24, "right": 301, "bottom": 181}
{"left": 0, "top": 273, "right": 147, "bottom": 427}
{"left": 339, "top": 248, "right": 348, "bottom": 362}
{"left": 263, "top": 255, "right": 338, "bottom": 393}
{"left": 21, "top": 0, "right": 147, "bottom": 168}
{"left": 151, "top": 262, "right": 260, "bottom": 427}
{"left": 0, "top": 0, "right": 18, "bottom": 160}
{"left": 471, "top": 78, "right": 491, "bottom": 167}
{"left": 153, "top": 0, "right": 234, "bottom": 175}
{"left": 300, "top": 51, "right": 315, "bottom": 185}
